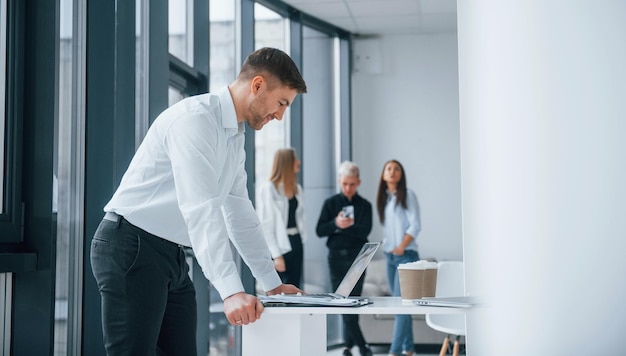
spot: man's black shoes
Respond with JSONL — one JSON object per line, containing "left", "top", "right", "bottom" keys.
{"left": 360, "top": 346, "right": 373, "bottom": 356}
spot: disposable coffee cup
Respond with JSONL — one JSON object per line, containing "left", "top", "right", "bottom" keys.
{"left": 422, "top": 261, "right": 438, "bottom": 298}
{"left": 398, "top": 261, "right": 427, "bottom": 302}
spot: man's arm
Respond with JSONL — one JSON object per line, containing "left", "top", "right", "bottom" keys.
{"left": 166, "top": 113, "right": 245, "bottom": 298}
{"left": 315, "top": 198, "right": 336, "bottom": 237}
{"left": 222, "top": 142, "right": 282, "bottom": 294}
{"left": 222, "top": 284, "right": 301, "bottom": 326}
{"left": 221, "top": 141, "right": 302, "bottom": 325}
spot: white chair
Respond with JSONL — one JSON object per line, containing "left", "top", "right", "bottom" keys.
{"left": 425, "top": 261, "right": 466, "bottom": 356}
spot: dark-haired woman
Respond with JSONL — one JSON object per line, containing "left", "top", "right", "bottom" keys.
{"left": 376, "top": 160, "right": 421, "bottom": 356}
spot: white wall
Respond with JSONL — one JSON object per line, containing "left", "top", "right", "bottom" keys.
{"left": 458, "top": 1, "right": 626, "bottom": 354}
{"left": 352, "top": 33, "right": 463, "bottom": 262}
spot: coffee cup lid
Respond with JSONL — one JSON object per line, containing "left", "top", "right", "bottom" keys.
{"left": 423, "top": 261, "right": 438, "bottom": 269}
{"left": 398, "top": 260, "right": 428, "bottom": 270}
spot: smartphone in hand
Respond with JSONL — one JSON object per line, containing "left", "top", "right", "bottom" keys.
{"left": 342, "top": 205, "right": 354, "bottom": 219}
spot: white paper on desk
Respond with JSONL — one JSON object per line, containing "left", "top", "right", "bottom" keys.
{"left": 259, "top": 294, "right": 368, "bottom": 307}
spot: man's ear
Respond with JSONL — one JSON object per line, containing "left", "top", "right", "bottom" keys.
{"left": 251, "top": 75, "right": 264, "bottom": 94}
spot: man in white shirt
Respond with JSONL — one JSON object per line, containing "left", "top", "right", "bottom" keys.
{"left": 90, "top": 47, "right": 307, "bottom": 355}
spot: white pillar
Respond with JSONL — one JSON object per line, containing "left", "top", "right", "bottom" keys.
{"left": 458, "top": 1, "right": 626, "bottom": 354}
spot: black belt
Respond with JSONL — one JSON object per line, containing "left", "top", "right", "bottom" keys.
{"left": 102, "top": 212, "right": 184, "bottom": 248}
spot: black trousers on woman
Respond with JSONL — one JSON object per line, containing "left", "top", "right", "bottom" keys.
{"left": 328, "top": 246, "right": 368, "bottom": 351}
{"left": 278, "top": 233, "right": 303, "bottom": 288}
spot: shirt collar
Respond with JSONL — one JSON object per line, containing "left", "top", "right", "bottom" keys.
{"left": 341, "top": 192, "right": 359, "bottom": 202}
{"left": 217, "top": 86, "right": 245, "bottom": 136}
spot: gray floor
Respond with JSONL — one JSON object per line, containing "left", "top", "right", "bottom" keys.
{"left": 326, "top": 346, "right": 441, "bottom": 356}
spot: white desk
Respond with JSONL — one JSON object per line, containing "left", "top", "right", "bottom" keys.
{"left": 242, "top": 297, "right": 467, "bottom": 356}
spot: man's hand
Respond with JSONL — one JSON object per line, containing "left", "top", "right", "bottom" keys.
{"left": 266, "top": 283, "right": 303, "bottom": 296}
{"left": 335, "top": 211, "right": 354, "bottom": 229}
{"left": 223, "top": 292, "right": 264, "bottom": 326}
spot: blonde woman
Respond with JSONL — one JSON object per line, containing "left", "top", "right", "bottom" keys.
{"left": 257, "top": 148, "right": 307, "bottom": 288}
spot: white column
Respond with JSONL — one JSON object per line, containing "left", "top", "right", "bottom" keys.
{"left": 458, "top": 1, "right": 626, "bottom": 354}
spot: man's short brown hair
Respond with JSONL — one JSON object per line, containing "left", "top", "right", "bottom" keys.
{"left": 238, "top": 47, "right": 307, "bottom": 93}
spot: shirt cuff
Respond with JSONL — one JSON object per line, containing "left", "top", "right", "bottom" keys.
{"left": 213, "top": 273, "right": 245, "bottom": 300}
{"left": 255, "top": 269, "right": 283, "bottom": 294}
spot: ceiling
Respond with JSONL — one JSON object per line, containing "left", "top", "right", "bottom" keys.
{"left": 280, "top": 0, "right": 458, "bottom": 36}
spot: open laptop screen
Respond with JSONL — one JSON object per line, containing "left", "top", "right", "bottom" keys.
{"left": 334, "top": 242, "right": 380, "bottom": 297}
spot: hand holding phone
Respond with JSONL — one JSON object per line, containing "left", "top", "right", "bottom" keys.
{"left": 342, "top": 205, "right": 354, "bottom": 219}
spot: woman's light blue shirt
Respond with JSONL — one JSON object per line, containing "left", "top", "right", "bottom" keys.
{"left": 382, "top": 188, "right": 421, "bottom": 253}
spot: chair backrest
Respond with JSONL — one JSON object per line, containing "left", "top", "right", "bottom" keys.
{"left": 435, "top": 261, "right": 465, "bottom": 297}
{"left": 426, "top": 260, "right": 467, "bottom": 336}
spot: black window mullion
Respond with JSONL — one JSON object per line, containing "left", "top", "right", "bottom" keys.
{"left": 0, "top": 0, "right": 25, "bottom": 246}
{"left": 169, "top": 53, "right": 204, "bottom": 96}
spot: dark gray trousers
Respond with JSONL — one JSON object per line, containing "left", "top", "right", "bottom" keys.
{"left": 90, "top": 215, "right": 197, "bottom": 356}
{"left": 328, "top": 247, "right": 368, "bottom": 350}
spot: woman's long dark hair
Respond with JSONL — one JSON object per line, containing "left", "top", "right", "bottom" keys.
{"left": 376, "top": 160, "right": 407, "bottom": 224}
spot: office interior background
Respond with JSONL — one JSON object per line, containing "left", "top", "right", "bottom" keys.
{"left": 2, "top": 0, "right": 626, "bottom": 355}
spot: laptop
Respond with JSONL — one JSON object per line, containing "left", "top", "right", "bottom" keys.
{"left": 413, "top": 296, "right": 479, "bottom": 308}
{"left": 259, "top": 242, "right": 381, "bottom": 307}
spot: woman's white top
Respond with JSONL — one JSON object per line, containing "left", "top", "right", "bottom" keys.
{"left": 257, "top": 181, "right": 307, "bottom": 258}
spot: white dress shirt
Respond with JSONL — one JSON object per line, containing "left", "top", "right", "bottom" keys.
{"left": 256, "top": 181, "right": 307, "bottom": 258}
{"left": 104, "top": 86, "right": 282, "bottom": 299}
{"left": 382, "top": 188, "right": 421, "bottom": 253}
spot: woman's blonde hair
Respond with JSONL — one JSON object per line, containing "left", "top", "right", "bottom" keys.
{"left": 269, "top": 148, "right": 298, "bottom": 193}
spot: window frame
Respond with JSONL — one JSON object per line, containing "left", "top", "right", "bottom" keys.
{"left": 0, "top": 0, "right": 24, "bottom": 245}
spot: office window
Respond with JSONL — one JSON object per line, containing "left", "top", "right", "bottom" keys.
{"left": 209, "top": 0, "right": 236, "bottom": 92}
{"left": 169, "top": 0, "right": 193, "bottom": 66}
{"left": 168, "top": 86, "right": 185, "bottom": 105}
{"left": 254, "top": 3, "right": 289, "bottom": 199}
{"left": 52, "top": 0, "right": 86, "bottom": 355}
{"left": 135, "top": 0, "right": 150, "bottom": 142}
{"left": 54, "top": 0, "right": 86, "bottom": 354}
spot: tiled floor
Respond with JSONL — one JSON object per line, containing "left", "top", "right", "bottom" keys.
{"left": 326, "top": 345, "right": 442, "bottom": 356}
